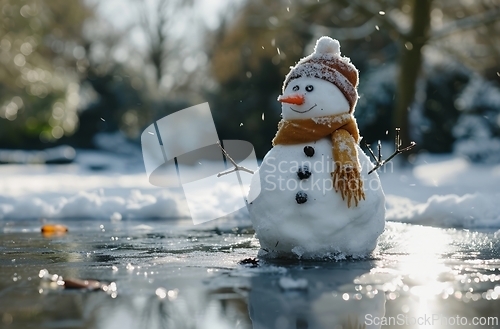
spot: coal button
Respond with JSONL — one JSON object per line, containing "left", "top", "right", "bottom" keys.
{"left": 295, "top": 191, "right": 308, "bottom": 204}
{"left": 303, "top": 146, "right": 315, "bottom": 157}
{"left": 297, "top": 166, "right": 311, "bottom": 180}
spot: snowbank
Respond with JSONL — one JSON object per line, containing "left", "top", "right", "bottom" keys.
{"left": 381, "top": 154, "right": 500, "bottom": 228}
{"left": 0, "top": 151, "right": 251, "bottom": 228}
{"left": 0, "top": 189, "right": 185, "bottom": 221}
{"left": 386, "top": 193, "right": 500, "bottom": 228}
{"left": 1, "top": 150, "right": 500, "bottom": 229}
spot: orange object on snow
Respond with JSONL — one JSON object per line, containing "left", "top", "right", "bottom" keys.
{"left": 41, "top": 224, "right": 68, "bottom": 236}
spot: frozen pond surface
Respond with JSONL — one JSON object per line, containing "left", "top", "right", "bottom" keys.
{"left": 1, "top": 220, "right": 500, "bottom": 329}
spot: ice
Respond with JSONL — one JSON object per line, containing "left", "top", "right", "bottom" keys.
{"left": 110, "top": 212, "right": 122, "bottom": 222}
{"left": 2, "top": 215, "right": 500, "bottom": 328}
{"left": 279, "top": 277, "right": 308, "bottom": 290}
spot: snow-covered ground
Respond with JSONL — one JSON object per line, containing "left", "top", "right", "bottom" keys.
{"left": 0, "top": 150, "right": 189, "bottom": 222}
{"left": 0, "top": 149, "right": 499, "bottom": 229}
{"left": 381, "top": 154, "right": 500, "bottom": 228}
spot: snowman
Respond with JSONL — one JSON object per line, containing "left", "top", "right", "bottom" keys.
{"left": 247, "top": 36, "right": 385, "bottom": 259}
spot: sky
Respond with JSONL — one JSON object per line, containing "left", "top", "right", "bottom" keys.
{"left": 82, "top": 0, "right": 243, "bottom": 86}
{"left": 86, "top": 0, "right": 237, "bottom": 49}
{"left": 80, "top": 0, "right": 242, "bottom": 91}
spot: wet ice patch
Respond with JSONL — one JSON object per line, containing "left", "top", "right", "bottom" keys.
{"left": 279, "top": 277, "right": 308, "bottom": 290}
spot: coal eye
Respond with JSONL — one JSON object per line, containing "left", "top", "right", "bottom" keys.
{"left": 305, "top": 85, "right": 314, "bottom": 92}
{"left": 292, "top": 85, "right": 299, "bottom": 91}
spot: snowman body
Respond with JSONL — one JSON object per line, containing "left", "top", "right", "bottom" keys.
{"left": 247, "top": 58, "right": 386, "bottom": 258}
{"left": 248, "top": 139, "right": 385, "bottom": 258}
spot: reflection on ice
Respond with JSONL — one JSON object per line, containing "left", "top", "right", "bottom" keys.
{"left": 247, "top": 260, "right": 385, "bottom": 329}
{"left": 85, "top": 260, "right": 387, "bottom": 329}
{"left": 89, "top": 292, "right": 238, "bottom": 329}
{"left": 2, "top": 221, "right": 500, "bottom": 328}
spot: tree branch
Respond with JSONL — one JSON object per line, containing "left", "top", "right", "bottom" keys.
{"left": 310, "top": 17, "right": 378, "bottom": 41}
{"left": 299, "top": 0, "right": 405, "bottom": 39}
{"left": 431, "top": 7, "right": 500, "bottom": 40}
{"left": 216, "top": 142, "right": 254, "bottom": 177}
{"left": 365, "top": 128, "right": 416, "bottom": 174}
{"left": 217, "top": 166, "right": 254, "bottom": 177}
{"left": 346, "top": 0, "right": 407, "bottom": 37}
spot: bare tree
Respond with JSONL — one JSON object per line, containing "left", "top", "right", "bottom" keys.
{"left": 301, "top": 0, "right": 500, "bottom": 154}
{"left": 394, "top": 0, "right": 432, "bottom": 150}
{"left": 135, "top": 0, "right": 195, "bottom": 88}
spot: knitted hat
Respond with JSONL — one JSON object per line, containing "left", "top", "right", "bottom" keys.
{"left": 283, "top": 36, "right": 359, "bottom": 113}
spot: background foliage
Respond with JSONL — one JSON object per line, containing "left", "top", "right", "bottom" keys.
{"left": 1, "top": 0, "right": 500, "bottom": 162}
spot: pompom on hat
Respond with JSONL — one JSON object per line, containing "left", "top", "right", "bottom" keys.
{"left": 283, "top": 36, "right": 359, "bottom": 113}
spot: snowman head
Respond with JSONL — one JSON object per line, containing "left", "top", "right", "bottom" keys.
{"left": 279, "top": 77, "right": 349, "bottom": 120}
{"left": 279, "top": 36, "right": 359, "bottom": 119}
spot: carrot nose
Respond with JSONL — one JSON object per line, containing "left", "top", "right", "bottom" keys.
{"left": 278, "top": 94, "right": 305, "bottom": 105}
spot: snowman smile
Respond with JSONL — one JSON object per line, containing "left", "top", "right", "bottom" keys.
{"left": 290, "top": 104, "right": 317, "bottom": 114}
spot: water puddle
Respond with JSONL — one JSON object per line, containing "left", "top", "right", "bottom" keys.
{"left": 1, "top": 221, "right": 499, "bottom": 328}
